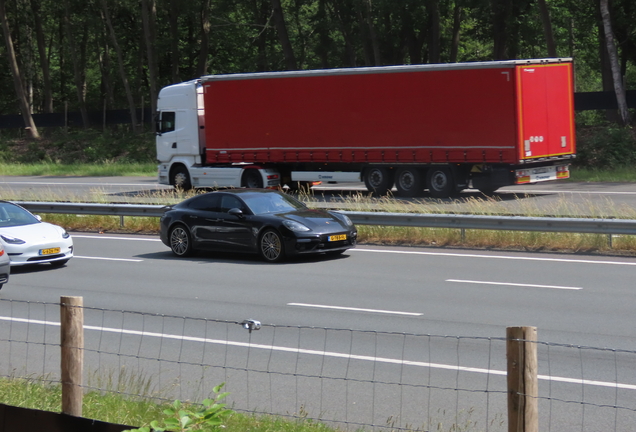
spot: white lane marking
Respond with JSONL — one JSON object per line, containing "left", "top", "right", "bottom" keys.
{"left": 353, "top": 248, "right": 636, "bottom": 266}
{"left": 73, "top": 235, "right": 161, "bottom": 242}
{"left": 74, "top": 256, "right": 143, "bottom": 262}
{"left": 1, "top": 315, "right": 634, "bottom": 391}
{"left": 446, "top": 279, "right": 582, "bottom": 290}
{"left": 288, "top": 303, "right": 422, "bottom": 316}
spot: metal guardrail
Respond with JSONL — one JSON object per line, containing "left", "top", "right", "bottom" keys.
{"left": 14, "top": 201, "right": 636, "bottom": 238}
{"left": 17, "top": 201, "right": 167, "bottom": 217}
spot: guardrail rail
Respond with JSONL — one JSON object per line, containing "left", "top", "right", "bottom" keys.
{"left": 14, "top": 201, "right": 636, "bottom": 246}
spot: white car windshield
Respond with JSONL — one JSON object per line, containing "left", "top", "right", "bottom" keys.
{"left": 0, "top": 203, "right": 40, "bottom": 227}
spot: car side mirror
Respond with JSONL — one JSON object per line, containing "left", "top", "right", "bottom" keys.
{"left": 228, "top": 208, "right": 244, "bottom": 218}
{"left": 35, "top": 215, "right": 42, "bottom": 221}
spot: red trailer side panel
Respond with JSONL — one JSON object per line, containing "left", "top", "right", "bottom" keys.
{"left": 515, "top": 62, "right": 576, "bottom": 161}
{"left": 203, "top": 66, "right": 521, "bottom": 164}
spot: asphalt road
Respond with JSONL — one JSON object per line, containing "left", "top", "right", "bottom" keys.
{"left": 2, "top": 234, "right": 636, "bottom": 430}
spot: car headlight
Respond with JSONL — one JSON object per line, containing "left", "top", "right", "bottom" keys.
{"left": 61, "top": 229, "right": 70, "bottom": 239}
{"left": 1, "top": 234, "right": 25, "bottom": 244}
{"left": 283, "top": 220, "right": 311, "bottom": 232}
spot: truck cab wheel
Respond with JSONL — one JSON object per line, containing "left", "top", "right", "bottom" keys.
{"left": 172, "top": 166, "right": 192, "bottom": 190}
{"left": 363, "top": 167, "right": 394, "bottom": 196}
{"left": 395, "top": 167, "right": 425, "bottom": 197}
{"left": 427, "top": 166, "right": 455, "bottom": 198}
{"left": 243, "top": 170, "right": 264, "bottom": 188}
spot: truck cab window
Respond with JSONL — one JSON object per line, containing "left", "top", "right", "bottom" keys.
{"left": 159, "top": 112, "right": 176, "bottom": 133}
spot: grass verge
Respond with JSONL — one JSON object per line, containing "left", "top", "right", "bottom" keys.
{"left": 0, "top": 376, "right": 347, "bottom": 432}
{"left": 0, "top": 161, "right": 156, "bottom": 177}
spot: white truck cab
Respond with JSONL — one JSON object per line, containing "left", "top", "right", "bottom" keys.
{"left": 156, "top": 80, "right": 280, "bottom": 190}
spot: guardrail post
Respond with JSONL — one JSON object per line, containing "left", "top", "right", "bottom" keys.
{"left": 507, "top": 326, "right": 538, "bottom": 432}
{"left": 61, "top": 296, "right": 84, "bottom": 417}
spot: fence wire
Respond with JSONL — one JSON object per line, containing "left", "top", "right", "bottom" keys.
{"left": 1, "top": 298, "right": 636, "bottom": 431}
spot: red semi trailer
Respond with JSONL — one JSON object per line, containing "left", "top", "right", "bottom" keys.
{"left": 156, "top": 58, "right": 575, "bottom": 197}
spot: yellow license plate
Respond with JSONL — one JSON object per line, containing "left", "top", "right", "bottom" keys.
{"left": 40, "top": 247, "right": 61, "bottom": 255}
{"left": 328, "top": 234, "right": 347, "bottom": 242}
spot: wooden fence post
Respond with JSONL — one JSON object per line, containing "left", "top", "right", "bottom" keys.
{"left": 61, "top": 296, "right": 84, "bottom": 417}
{"left": 507, "top": 326, "right": 538, "bottom": 432}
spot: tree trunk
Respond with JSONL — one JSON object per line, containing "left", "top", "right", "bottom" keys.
{"left": 491, "top": 0, "right": 513, "bottom": 59}
{"left": 537, "top": 0, "right": 557, "bottom": 57}
{"left": 329, "top": 0, "right": 357, "bottom": 67}
{"left": 169, "top": 0, "right": 180, "bottom": 82}
{"left": 269, "top": 0, "right": 297, "bottom": 70}
{"left": 0, "top": 0, "right": 40, "bottom": 138}
{"left": 30, "top": 0, "right": 53, "bottom": 113}
{"left": 364, "top": 0, "right": 381, "bottom": 65}
{"left": 449, "top": 4, "right": 463, "bottom": 62}
{"left": 252, "top": 0, "right": 270, "bottom": 72}
{"left": 315, "top": 0, "right": 331, "bottom": 68}
{"left": 599, "top": 0, "right": 630, "bottom": 126}
{"left": 426, "top": 0, "right": 440, "bottom": 63}
{"left": 100, "top": 0, "right": 138, "bottom": 131}
{"left": 197, "top": 0, "right": 211, "bottom": 76}
{"left": 63, "top": 1, "right": 90, "bottom": 128}
{"left": 141, "top": 0, "right": 158, "bottom": 131}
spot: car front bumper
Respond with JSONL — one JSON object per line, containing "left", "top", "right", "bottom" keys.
{"left": 287, "top": 230, "right": 358, "bottom": 256}
{"left": 6, "top": 238, "right": 74, "bottom": 266}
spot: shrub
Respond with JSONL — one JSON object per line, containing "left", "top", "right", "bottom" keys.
{"left": 575, "top": 125, "right": 636, "bottom": 169}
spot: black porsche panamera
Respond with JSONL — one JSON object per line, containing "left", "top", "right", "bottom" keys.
{"left": 159, "top": 189, "right": 357, "bottom": 262}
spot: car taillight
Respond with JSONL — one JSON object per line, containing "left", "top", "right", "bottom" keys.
{"left": 267, "top": 174, "right": 279, "bottom": 180}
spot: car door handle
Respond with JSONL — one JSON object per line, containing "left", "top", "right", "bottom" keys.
{"left": 189, "top": 215, "right": 198, "bottom": 219}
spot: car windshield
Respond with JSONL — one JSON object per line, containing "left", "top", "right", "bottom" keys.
{"left": 0, "top": 202, "right": 40, "bottom": 227}
{"left": 242, "top": 192, "right": 306, "bottom": 215}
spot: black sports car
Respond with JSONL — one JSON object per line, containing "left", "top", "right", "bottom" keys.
{"left": 159, "top": 189, "right": 357, "bottom": 262}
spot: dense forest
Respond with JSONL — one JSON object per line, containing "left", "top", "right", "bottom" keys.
{"left": 0, "top": 0, "right": 634, "bottom": 138}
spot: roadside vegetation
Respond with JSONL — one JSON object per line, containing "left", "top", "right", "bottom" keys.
{"left": 0, "top": 124, "right": 635, "bottom": 179}
{"left": 1, "top": 125, "right": 636, "bottom": 255}
{"left": 0, "top": 376, "right": 344, "bottom": 432}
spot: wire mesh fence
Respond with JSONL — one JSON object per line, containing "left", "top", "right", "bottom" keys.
{"left": 1, "top": 298, "right": 635, "bottom": 431}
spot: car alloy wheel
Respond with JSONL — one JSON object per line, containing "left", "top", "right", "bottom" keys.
{"left": 170, "top": 225, "right": 193, "bottom": 257}
{"left": 259, "top": 229, "right": 284, "bottom": 262}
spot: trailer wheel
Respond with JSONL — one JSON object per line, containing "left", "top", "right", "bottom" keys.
{"left": 427, "top": 166, "right": 455, "bottom": 198}
{"left": 243, "top": 169, "right": 264, "bottom": 188}
{"left": 395, "top": 167, "right": 425, "bottom": 197}
{"left": 363, "top": 167, "right": 393, "bottom": 196}
{"left": 172, "top": 166, "right": 192, "bottom": 190}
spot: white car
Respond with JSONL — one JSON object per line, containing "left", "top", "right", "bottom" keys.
{"left": 0, "top": 201, "right": 73, "bottom": 267}
{"left": 0, "top": 243, "right": 9, "bottom": 289}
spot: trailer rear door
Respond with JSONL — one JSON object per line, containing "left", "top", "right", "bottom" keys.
{"left": 516, "top": 62, "right": 575, "bottom": 161}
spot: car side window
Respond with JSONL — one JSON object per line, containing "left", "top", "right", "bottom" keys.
{"left": 188, "top": 195, "right": 221, "bottom": 212}
{"left": 220, "top": 196, "right": 245, "bottom": 213}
